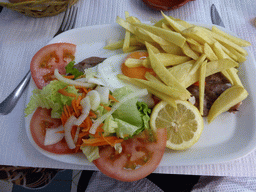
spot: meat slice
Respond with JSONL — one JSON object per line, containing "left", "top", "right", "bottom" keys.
{"left": 74, "top": 57, "right": 106, "bottom": 72}
{"left": 187, "top": 72, "right": 232, "bottom": 116}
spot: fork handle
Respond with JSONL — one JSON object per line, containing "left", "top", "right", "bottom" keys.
{"left": 0, "top": 70, "right": 31, "bottom": 115}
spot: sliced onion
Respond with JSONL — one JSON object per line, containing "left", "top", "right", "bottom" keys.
{"left": 87, "top": 90, "right": 101, "bottom": 111}
{"left": 87, "top": 78, "right": 105, "bottom": 86}
{"left": 73, "top": 127, "right": 81, "bottom": 144}
{"left": 44, "top": 126, "right": 64, "bottom": 146}
{"left": 95, "top": 86, "right": 110, "bottom": 104}
{"left": 74, "top": 78, "right": 87, "bottom": 82}
{"left": 89, "top": 89, "right": 148, "bottom": 134}
{"left": 64, "top": 115, "right": 77, "bottom": 149}
{"left": 74, "top": 96, "right": 91, "bottom": 126}
{"left": 54, "top": 69, "right": 95, "bottom": 88}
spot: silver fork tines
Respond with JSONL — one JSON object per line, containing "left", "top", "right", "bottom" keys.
{"left": 54, "top": 5, "right": 78, "bottom": 37}
{"left": 0, "top": 4, "right": 78, "bottom": 115}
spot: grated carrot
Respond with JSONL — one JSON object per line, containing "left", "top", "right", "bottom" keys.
{"left": 58, "top": 88, "right": 77, "bottom": 97}
{"left": 100, "top": 103, "right": 111, "bottom": 111}
{"left": 89, "top": 111, "right": 97, "bottom": 118}
{"left": 109, "top": 94, "right": 119, "bottom": 102}
{"left": 63, "top": 75, "right": 75, "bottom": 79}
{"left": 81, "top": 136, "right": 123, "bottom": 147}
{"left": 59, "top": 87, "right": 124, "bottom": 151}
{"left": 55, "top": 130, "right": 65, "bottom": 134}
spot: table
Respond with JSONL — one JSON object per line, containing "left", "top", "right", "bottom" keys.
{"left": 0, "top": 0, "right": 256, "bottom": 177}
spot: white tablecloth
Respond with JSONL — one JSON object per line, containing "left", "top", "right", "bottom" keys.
{"left": 0, "top": 0, "right": 256, "bottom": 177}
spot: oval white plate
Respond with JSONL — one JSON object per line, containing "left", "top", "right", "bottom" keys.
{"left": 25, "top": 22, "right": 256, "bottom": 166}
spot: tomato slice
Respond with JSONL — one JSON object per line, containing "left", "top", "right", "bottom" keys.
{"left": 30, "top": 107, "right": 76, "bottom": 154}
{"left": 93, "top": 128, "right": 167, "bottom": 182}
{"left": 30, "top": 43, "right": 76, "bottom": 89}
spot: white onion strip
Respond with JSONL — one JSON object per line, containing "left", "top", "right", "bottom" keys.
{"left": 87, "top": 90, "right": 101, "bottom": 111}
{"left": 73, "top": 127, "right": 81, "bottom": 144}
{"left": 95, "top": 86, "right": 109, "bottom": 104}
{"left": 54, "top": 69, "right": 95, "bottom": 88}
{"left": 89, "top": 89, "right": 148, "bottom": 134}
{"left": 74, "top": 96, "right": 91, "bottom": 126}
{"left": 44, "top": 126, "right": 64, "bottom": 146}
{"left": 64, "top": 115, "right": 77, "bottom": 149}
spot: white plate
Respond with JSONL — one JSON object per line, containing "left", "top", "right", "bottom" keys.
{"left": 25, "top": 22, "right": 256, "bottom": 166}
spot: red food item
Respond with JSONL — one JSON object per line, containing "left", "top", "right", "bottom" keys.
{"left": 142, "top": 0, "right": 193, "bottom": 11}
{"left": 30, "top": 43, "right": 76, "bottom": 89}
{"left": 93, "top": 128, "right": 167, "bottom": 182}
{"left": 30, "top": 107, "right": 76, "bottom": 154}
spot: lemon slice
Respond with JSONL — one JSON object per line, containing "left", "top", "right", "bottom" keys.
{"left": 150, "top": 100, "right": 204, "bottom": 150}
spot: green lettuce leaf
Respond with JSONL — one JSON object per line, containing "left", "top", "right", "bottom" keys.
{"left": 112, "top": 87, "right": 143, "bottom": 127}
{"left": 65, "top": 61, "right": 84, "bottom": 79}
{"left": 103, "top": 115, "right": 118, "bottom": 136}
{"left": 25, "top": 80, "right": 80, "bottom": 118}
{"left": 103, "top": 86, "right": 152, "bottom": 138}
{"left": 80, "top": 146, "right": 100, "bottom": 162}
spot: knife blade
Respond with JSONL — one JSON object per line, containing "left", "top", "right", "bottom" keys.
{"left": 211, "top": 4, "right": 225, "bottom": 27}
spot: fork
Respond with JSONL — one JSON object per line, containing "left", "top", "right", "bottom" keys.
{"left": 0, "top": 4, "right": 78, "bottom": 115}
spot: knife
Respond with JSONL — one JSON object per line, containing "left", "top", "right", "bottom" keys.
{"left": 211, "top": 4, "right": 225, "bottom": 27}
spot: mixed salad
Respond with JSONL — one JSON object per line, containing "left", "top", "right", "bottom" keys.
{"left": 25, "top": 43, "right": 167, "bottom": 182}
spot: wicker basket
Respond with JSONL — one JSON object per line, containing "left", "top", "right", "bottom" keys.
{"left": 0, "top": 0, "right": 78, "bottom": 18}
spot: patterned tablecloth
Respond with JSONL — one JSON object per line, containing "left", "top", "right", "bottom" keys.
{"left": 0, "top": 0, "right": 256, "bottom": 177}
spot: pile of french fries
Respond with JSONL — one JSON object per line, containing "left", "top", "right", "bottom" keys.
{"left": 104, "top": 11, "right": 250, "bottom": 123}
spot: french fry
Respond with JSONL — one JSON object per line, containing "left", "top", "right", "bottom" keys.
{"left": 181, "top": 42, "right": 199, "bottom": 60}
{"left": 207, "top": 28, "right": 248, "bottom": 56}
{"left": 125, "top": 53, "right": 191, "bottom": 68}
{"left": 156, "top": 53, "right": 191, "bottom": 67}
{"left": 182, "top": 26, "right": 215, "bottom": 45}
{"left": 144, "top": 72, "right": 163, "bottom": 83}
{"left": 176, "top": 20, "right": 194, "bottom": 29}
{"left": 221, "top": 44, "right": 247, "bottom": 63}
{"left": 153, "top": 15, "right": 181, "bottom": 27}
{"left": 188, "top": 54, "right": 207, "bottom": 76}
{"left": 187, "top": 37, "right": 204, "bottom": 53}
{"left": 180, "top": 59, "right": 239, "bottom": 87}
{"left": 168, "top": 60, "right": 195, "bottom": 83}
{"left": 137, "top": 28, "right": 172, "bottom": 46}
{"left": 124, "top": 58, "right": 147, "bottom": 68}
{"left": 212, "top": 41, "right": 230, "bottom": 59}
{"left": 203, "top": 43, "right": 218, "bottom": 61}
{"left": 212, "top": 26, "right": 251, "bottom": 47}
{"left": 104, "top": 36, "right": 143, "bottom": 50}
{"left": 161, "top": 23, "right": 173, "bottom": 30}
{"left": 144, "top": 41, "right": 161, "bottom": 54}
{"left": 146, "top": 43, "right": 190, "bottom": 95}
{"left": 123, "top": 12, "right": 131, "bottom": 52}
{"left": 161, "top": 11, "right": 187, "bottom": 33}
{"left": 226, "top": 67, "right": 243, "bottom": 87}
{"left": 117, "top": 74, "right": 190, "bottom": 100}
{"left": 126, "top": 16, "right": 141, "bottom": 24}
{"left": 221, "top": 70, "right": 233, "bottom": 85}
{"left": 199, "top": 61, "right": 207, "bottom": 115}
{"left": 123, "top": 31, "right": 131, "bottom": 52}
{"left": 116, "top": 16, "right": 136, "bottom": 33}
{"left": 133, "top": 22, "right": 186, "bottom": 47}
{"left": 117, "top": 74, "right": 177, "bottom": 108}
{"left": 160, "top": 43, "right": 184, "bottom": 55}
{"left": 207, "top": 85, "right": 248, "bottom": 123}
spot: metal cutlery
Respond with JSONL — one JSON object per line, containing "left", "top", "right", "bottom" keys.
{"left": 0, "top": 4, "right": 78, "bottom": 115}
{"left": 211, "top": 4, "right": 225, "bottom": 27}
